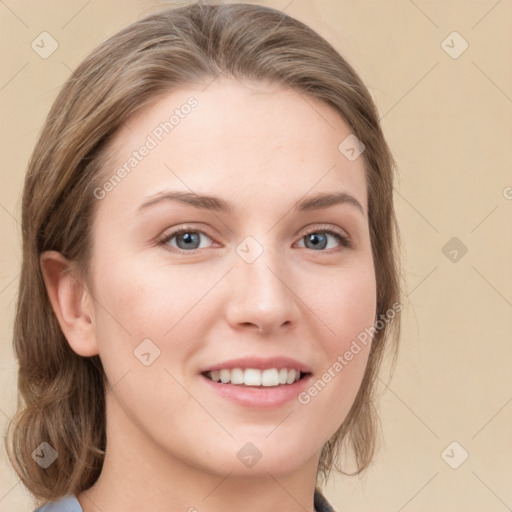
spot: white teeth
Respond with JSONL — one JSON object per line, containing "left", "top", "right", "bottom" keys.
{"left": 206, "top": 367, "right": 302, "bottom": 387}
{"left": 261, "top": 369, "right": 279, "bottom": 386}
{"left": 244, "top": 368, "right": 261, "bottom": 386}
{"left": 230, "top": 368, "right": 244, "bottom": 385}
{"left": 286, "top": 369, "right": 297, "bottom": 384}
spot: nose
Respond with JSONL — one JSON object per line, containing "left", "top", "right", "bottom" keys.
{"left": 224, "top": 244, "right": 301, "bottom": 336}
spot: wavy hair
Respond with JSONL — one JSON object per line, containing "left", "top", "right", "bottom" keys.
{"left": 5, "top": 1, "right": 401, "bottom": 502}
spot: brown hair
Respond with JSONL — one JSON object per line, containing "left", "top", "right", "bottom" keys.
{"left": 6, "top": 1, "right": 401, "bottom": 502}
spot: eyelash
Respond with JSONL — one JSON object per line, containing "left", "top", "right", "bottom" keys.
{"left": 156, "top": 224, "right": 352, "bottom": 254}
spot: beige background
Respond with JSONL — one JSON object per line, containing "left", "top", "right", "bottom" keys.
{"left": 1, "top": 1, "right": 511, "bottom": 510}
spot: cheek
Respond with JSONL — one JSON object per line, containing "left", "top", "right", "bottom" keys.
{"left": 89, "top": 253, "right": 212, "bottom": 364}
{"left": 295, "top": 261, "right": 376, "bottom": 426}
{"left": 327, "top": 263, "right": 376, "bottom": 385}
{"left": 309, "top": 260, "right": 377, "bottom": 347}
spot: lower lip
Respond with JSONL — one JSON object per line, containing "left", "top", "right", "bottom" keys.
{"left": 200, "top": 373, "right": 312, "bottom": 408}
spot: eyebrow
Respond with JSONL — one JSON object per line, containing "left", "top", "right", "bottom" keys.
{"left": 138, "top": 190, "right": 365, "bottom": 216}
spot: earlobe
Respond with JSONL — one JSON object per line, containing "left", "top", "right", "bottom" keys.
{"left": 40, "top": 250, "right": 99, "bottom": 357}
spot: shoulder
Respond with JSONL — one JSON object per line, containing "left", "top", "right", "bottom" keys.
{"left": 33, "top": 495, "right": 82, "bottom": 512}
{"left": 314, "top": 488, "right": 338, "bottom": 512}
{"left": 33, "top": 491, "right": 335, "bottom": 512}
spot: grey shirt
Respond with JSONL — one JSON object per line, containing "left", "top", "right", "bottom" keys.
{"left": 33, "top": 488, "right": 336, "bottom": 511}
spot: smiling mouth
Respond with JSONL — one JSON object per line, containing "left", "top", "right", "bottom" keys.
{"left": 202, "top": 368, "right": 310, "bottom": 387}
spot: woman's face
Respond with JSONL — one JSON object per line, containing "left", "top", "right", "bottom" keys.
{"left": 85, "top": 79, "right": 376, "bottom": 478}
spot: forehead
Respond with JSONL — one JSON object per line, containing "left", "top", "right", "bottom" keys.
{"left": 97, "top": 79, "right": 368, "bottom": 214}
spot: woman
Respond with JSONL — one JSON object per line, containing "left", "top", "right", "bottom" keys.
{"left": 5, "top": 3, "right": 401, "bottom": 511}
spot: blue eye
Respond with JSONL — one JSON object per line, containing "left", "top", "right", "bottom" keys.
{"left": 298, "top": 230, "right": 351, "bottom": 251}
{"left": 159, "top": 229, "right": 213, "bottom": 251}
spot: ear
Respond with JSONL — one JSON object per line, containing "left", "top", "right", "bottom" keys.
{"left": 40, "top": 250, "right": 99, "bottom": 357}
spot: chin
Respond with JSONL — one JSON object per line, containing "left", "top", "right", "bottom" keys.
{"left": 206, "top": 441, "right": 314, "bottom": 478}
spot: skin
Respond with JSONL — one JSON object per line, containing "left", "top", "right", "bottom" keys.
{"left": 41, "top": 79, "right": 377, "bottom": 512}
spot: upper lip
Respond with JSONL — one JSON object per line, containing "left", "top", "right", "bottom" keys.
{"left": 200, "top": 356, "right": 312, "bottom": 374}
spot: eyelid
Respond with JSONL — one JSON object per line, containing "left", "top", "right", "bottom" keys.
{"left": 296, "top": 223, "right": 352, "bottom": 250}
